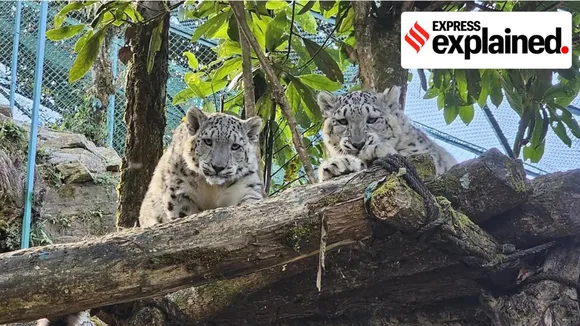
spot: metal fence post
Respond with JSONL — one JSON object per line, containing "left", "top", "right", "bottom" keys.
{"left": 21, "top": 0, "right": 48, "bottom": 249}
{"left": 106, "top": 37, "right": 118, "bottom": 148}
{"left": 9, "top": 0, "right": 22, "bottom": 116}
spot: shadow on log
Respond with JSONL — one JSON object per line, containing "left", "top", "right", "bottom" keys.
{"left": 0, "top": 149, "right": 579, "bottom": 326}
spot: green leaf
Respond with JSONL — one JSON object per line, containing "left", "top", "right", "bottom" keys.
{"left": 266, "top": 10, "right": 288, "bottom": 52}
{"left": 291, "top": 77, "right": 322, "bottom": 120}
{"left": 532, "top": 141, "right": 546, "bottom": 163}
{"left": 46, "top": 24, "right": 86, "bottom": 41}
{"left": 73, "top": 30, "right": 93, "bottom": 53}
{"left": 423, "top": 88, "right": 439, "bottom": 99}
{"left": 298, "top": 0, "right": 316, "bottom": 14}
{"left": 443, "top": 105, "right": 459, "bottom": 124}
{"left": 294, "top": 11, "right": 318, "bottom": 35}
{"left": 551, "top": 121, "right": 572, "bottom": 147}
{"left": 91, "top": 1, "right": 129, "bottom": 28}
{"left": 147, "top": 19, "right": 164, "bottom": 73}
{"left": 172, "top": 88, "right": 197, "bottom": 105}
{"left": 124, "top": 5, "right": 143, "bottom": 22}
{"left": 552, "top": 103, "right": 580, "bottom": 138}
{"left": 489, "top": 86, "right": 503, "bottom": 107}
{"left": 458, "top": 105, "right": 475, "bottom": 125}
{"left": 69, "top": 27, "right": 107, "bottom": 83}
{"left": 266, "top": 0, "right": 289, "bottom": 10}
{"left": 54, "top": 1, "right": 97, "bottom": 29}
{"left": 465, "top": 69, "right": 481, "bottom": 101}
{"left": 202, "top": 99, "right": 217, "bottom": 113}
{"left": 227, "top": 15, "right": 240, "bottom": 42}
{"left": 183, "top": 51, "right": 199, "bottom": 70}
{"left": 454, "top": 70, "right": 468, "bottom": 102}
{"left": 297, "top": 74, "right": 341, "bottom": 91}
{"left": 214, "top": 57, "right": 243, "bottom": 81}
{"left": 286, "top": 82, "right": 301, "bottom": 110}
{"left": 337, "top": 7, "right": 354, "bottom": 34}
{"left": 303, "top": 37, "right": 344, "bottom": 83}
{"left": 437, "top": 93, "right": 444, "bottom": 110}
{"left": 319, "top": 0, "right": 336, "bottom": 10}
{"left": 191, "top": 10, "right": 230, "bottom": 42}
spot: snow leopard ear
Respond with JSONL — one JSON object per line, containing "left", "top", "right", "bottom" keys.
{"left": 317, "top": 91, "right": 338, "bottom": 118}
{"left": 244, "top": 116, "right": 263, "bottom": 143}
{"left": 380, "top": 86, "right": 402, "bottom": 113}
{"left": 186, "top": 107, "right": 207, "bottom": 135}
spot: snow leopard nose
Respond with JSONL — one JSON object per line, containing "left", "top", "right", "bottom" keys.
{"left": 352, "top": 141, "right": 365, "bottom": 151}
{"left": 212, "top": 164, "right": 226, "bottom": 173}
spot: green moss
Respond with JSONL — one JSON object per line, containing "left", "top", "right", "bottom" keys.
{"left": 503, "top": 159, "right": 527, "bottom": 193}
{"left": 285, "top": 222, "right": 316, "bottom": 252}
{"left": 0, "top": 120, "right": 27, "bottom": 156}
{"left": 371, "top": 175, "right": 400, "bottom": 198}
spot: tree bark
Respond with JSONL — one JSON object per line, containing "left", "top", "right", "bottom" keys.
{"left": 480, "top": 239, "right": 580, "bottom": 326}
{"left": 352, "top": 2, "right": 409, "bottom": 107}
{"left": 116, "top": 1, "right": 169, "bottom": 229}
{"left": 1, "top": 150, "right": 576, "bottom": 325}
{"left": 483, "top": 169, "right": 580, "bottom": 248}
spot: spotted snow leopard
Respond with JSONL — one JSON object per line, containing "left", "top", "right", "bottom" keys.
{"left": 37, "top": 108, "right": 265, "bottom": 326}
{"left": 139, "top": 107, "right": 265, "bottom": 227}
{"left": 317, "top": 86, "right": 457, "bottom": 181}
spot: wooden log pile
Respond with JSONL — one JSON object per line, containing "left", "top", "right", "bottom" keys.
{"left": 0, "top": 149, "right": 578, "bottom": 325}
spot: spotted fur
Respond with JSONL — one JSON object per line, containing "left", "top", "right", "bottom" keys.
{"left": 317, "top": 86, "right": 457, "bottom": 181}
{"left": 139, "top": 108, "right": 264, "bottom": 227}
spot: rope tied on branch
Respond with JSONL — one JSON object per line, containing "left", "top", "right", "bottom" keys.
{"left": 363, "top": 154, "right": 561, "bottom": 274}
{"left": 363, "top": 154, "right": 445, "bottom": 244}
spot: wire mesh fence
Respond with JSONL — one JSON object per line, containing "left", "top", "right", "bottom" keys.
{"left": 1, "top": 0, "right": 578, "bottom": 185}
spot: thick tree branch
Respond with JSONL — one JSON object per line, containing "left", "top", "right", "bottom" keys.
{"left": 1, "top": 150, "right": 576, "bottom": 324}
{"left": 236, "top": 11, "right": 264, "bottom": 190}
{"left": 230, "top": 1, "right": 317, "bottom": 184}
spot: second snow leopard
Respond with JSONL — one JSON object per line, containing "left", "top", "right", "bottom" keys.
{"left": 317, "top": 86, "right": 457, "bottom": 182}
{"left": 139, "top": 107, "right": 264, "bottom": 227}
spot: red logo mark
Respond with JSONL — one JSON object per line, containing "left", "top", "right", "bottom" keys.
{"left": 405, "top": 21, "right": 430, "bottom": 53}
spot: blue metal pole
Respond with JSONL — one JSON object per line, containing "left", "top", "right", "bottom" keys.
{"left": 106, "top": 38, "right": 118, "bottom": 148}
{"left": 9, "top": 0, "right": 22, "bottom": 116}
{"left": 21, "top": 0, "right": 48, "bottom": 249}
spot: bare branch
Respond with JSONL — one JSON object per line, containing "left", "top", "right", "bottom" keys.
{"left": 230, "top": 2, "right": 317, "bottom": 184}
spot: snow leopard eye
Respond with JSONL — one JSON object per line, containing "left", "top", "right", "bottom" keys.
{"left": 337, "top": 118, "right": 348, "bottom": 125}
{"left": 367, "top": 117, "right": 378, "bottom": 124}
{"left": 203, "top": 139, "right": 213, "bottom": 146}
{"left": 231, "top": 143, "right": 241, "bottom": 150}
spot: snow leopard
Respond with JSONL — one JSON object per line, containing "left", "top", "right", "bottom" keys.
{"left": 36, "top": 109, "right": 264, "bottom": 326}
{"left": 139, "top": 107, "right": 265, "bottom": 227}
{"left": 317, "top": 86, "right": 457, "bottom": 182}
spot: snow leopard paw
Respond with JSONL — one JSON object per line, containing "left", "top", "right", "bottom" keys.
{"left": 318, "top": 155, "right": 366, "bottom": 182}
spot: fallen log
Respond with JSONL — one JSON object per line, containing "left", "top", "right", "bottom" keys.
{"left": 0, "top": 150, "right": 567, "bottom": 324}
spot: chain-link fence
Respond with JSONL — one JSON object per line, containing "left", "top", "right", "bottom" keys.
{"left": 1, "top": 0, "right": 578, "bottom": 180}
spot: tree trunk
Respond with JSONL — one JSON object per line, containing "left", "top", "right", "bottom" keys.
{"left": 352, "top": 2, "right": 409, "bottom": 107}
{"left": 89, "top": 28, "right": 116, "bottom": 147}
{"left": 116, "top": 1, "right": 169, "bottom": 229}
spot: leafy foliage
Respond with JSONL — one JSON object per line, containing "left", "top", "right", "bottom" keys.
{"left": 49, "top": 0, "right": 580, "bottom": 191}
{"left": 420, "top": 2, "right": 580, "bottom": 163}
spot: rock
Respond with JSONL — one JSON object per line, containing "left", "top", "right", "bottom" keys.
{"left": 40, "top": 181, "right": 118, "bottom": 243}
{"left": 55, "top": 162, "right": 94, "bottom": 183}
{"left": 93, "top": 147, "right": 121, "bottom": 172}
{"left": 49, "top": 148, "right": 106, "bottom": 175}
{"left": 0, "top": 105, "right": 12, "bottom": 119}
{"left": 37, "top": 129, "right": 98, "bottom": 153}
